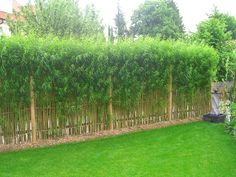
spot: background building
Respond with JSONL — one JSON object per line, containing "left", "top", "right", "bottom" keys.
{"left": 0, "top": 0, "right": 21, "bottom": 36}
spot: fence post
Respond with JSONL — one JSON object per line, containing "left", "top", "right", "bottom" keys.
{"left": 168, "top": 71, "right": 173, "bottom": 120}
{"left": 30, "top": 76, "right": 37, "bottom": 143}
{"left": 108, "top": 75, "right": 113, "bottom": 130}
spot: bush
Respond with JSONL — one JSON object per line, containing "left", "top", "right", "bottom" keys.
{"left": 225, "top": 103, "right": 236, "bottom": 138}
{"left": 0, "top": 35, "right": 218, "bottom": 110}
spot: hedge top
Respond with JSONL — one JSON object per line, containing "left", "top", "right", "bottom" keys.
{"left": 0, "top": 35, "right": 218, "bottom": 106}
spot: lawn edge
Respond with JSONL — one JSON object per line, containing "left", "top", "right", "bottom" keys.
{"left": 0, "top": 118, "right": 202, "bottom": 152}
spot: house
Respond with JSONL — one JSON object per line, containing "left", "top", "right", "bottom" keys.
{"left": 0, "top": 0, "right": 21, "bottom": 36}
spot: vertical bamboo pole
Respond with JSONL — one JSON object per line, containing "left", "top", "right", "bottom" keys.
{"left": 108, "top": 75, "right": 113, "bottom": 130}
{"left": 30, "top": 76, "right": 37, "bottom": 144}
{"left": 168, "top": 71, "right": 173, "bottom": 121}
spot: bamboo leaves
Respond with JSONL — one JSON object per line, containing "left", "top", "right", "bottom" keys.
{"left": 0, "top": 36, "right": 218, "bottom": 110}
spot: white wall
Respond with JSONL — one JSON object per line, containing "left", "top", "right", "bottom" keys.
{"left": 0, "top": 22, "right": 11, "bottom": 36}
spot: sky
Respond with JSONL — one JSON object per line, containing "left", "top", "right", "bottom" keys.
{"left": 1, "top": 0, "right": 236, "bottom": 32}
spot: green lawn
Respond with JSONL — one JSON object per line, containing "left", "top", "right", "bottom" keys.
{"left": 0, "top": 122, "right": 236, "bottom": 177}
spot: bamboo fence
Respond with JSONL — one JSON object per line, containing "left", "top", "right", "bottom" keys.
{"left": 0, "top": 75, "right": 211, "bottom": 145}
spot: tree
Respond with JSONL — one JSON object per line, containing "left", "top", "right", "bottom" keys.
{"left": 209, "top": 8, "right": 236, "bottom": 40}
{"left": 114, "top": 1, "right": 127, "bottom": 38}
{"left": 194, "top": 12, "right": 235, "bottom": 81}
{"left": 230, "top": 51, "right": 236, "bottom": 93}
{"left": 7, "top": 0, "right": 104, "bottom": 37}
{"left": 130, "top": 0, "right": 184, "bottom": 39}
{"left": 81, "top": 4, "right": 104, "bottom": 36}
{"left": 195, "top": 18, "right": 231, "bottom": 50}
{"left": 108, "top": 25, "right": 114, "bottom": 42}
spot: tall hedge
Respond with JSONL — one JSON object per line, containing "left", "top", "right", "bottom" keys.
{"left": 0, "top": 36, "right": 218, "bottom": 109}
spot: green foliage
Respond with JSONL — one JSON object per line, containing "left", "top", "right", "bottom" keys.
{"left": 130, "top": 0, "right": 184, "bottom": 39}
{"left": 114, "top": 2, "right": 127, "bottom": 38}
{"left": 209, "top": 8, "right": 236, "bottom": 40}
{"left": 0, "top": 36, "right": 109, "bottom": 107}
{"left": 229, "top": 54, "right": 236, "bottom": 139}
{"left": 7, "top": 0, "right": 104, "bottom": 37}
{"left": 194, "top": 18, "right": 231, "bottom": 49}
{"left": 230, "top": 52, "right": 236, "bottom": 99}
{"left": 0, "top": 116, "right": 3, "bottom": 126}
{"left": 81, "top": 4, "right": 104, "bottom": 36}
{"left": 193, "top": 9, "right": 236, "bottom": 81}
{"left": 108, "top": 25, "right": 115, "bottom": 43}
{"left": 0, "top": 35, "right": 218, "bottom": 110}
{"left": 225, "top": 103, "right": 236, "bottom": 138}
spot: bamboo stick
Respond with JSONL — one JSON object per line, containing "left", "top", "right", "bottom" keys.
{"left": 168, "top": 71, "right": 173, "bottom": 121}
{"left": 108, "top": 75, "right": 113, "bottom": 130}
{"left": 30, "top": 76, "right": 37, "bottom": 144}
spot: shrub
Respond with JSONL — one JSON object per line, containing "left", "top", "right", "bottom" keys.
{"left": 225, "top": 103, "right": 236, "bottom": 138}
{"left": 0, "top": 35, "right": 218, "bottom": 110}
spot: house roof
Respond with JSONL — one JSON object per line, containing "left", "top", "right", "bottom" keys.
{"left": 0, "top": 0, "right": 21, "bottom": 20}
{"left": 0, "top": 11, "right": 7, "bottom": 19}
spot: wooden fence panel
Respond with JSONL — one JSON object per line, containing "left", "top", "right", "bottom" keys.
{"left": 0, "top": 88, "right": 211, "bottom": 145}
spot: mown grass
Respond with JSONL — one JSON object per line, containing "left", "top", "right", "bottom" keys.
{"left": 0, "top": 121, "right": 236, "bottom": 177}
